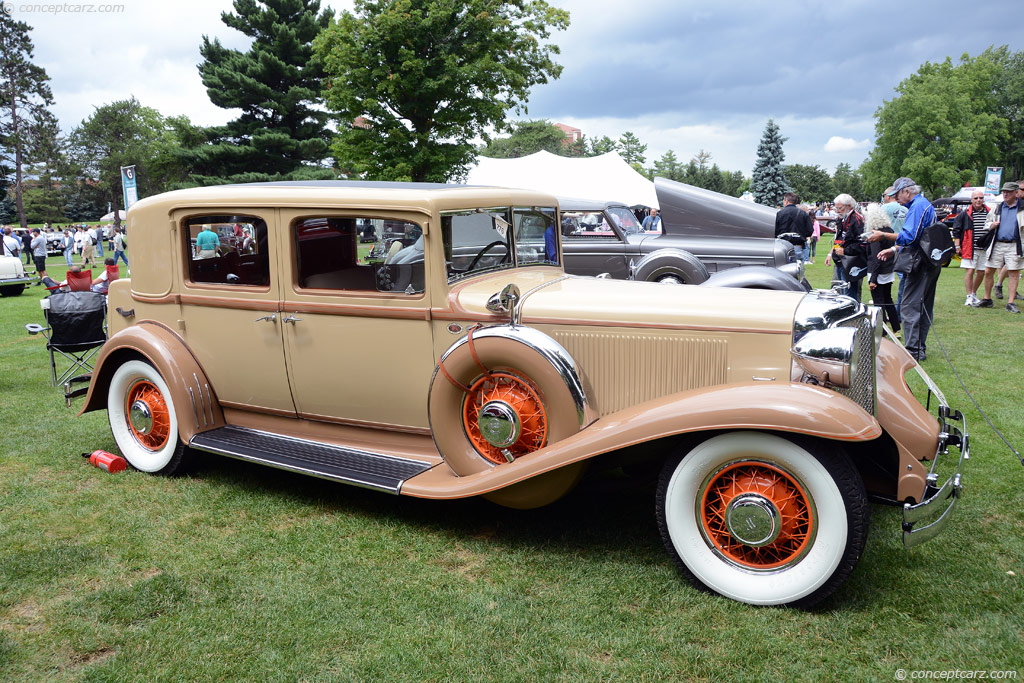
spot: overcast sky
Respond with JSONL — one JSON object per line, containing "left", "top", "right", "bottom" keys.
{"left": 11, "top": 0, "right": 1016, "bottom": 176}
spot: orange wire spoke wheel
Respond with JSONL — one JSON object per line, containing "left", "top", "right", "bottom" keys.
{"left": 124, "top": 379, "right": 172, "bottom": 452}
{"left": 699, "top": 460, "right": 815, "bottom": 570}
{"left": 462, "top": 371, "right": 548, "bottom": 465}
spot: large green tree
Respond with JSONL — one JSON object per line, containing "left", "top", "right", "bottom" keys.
{"left": 751, "top": 119, "right": 788, "bottom": 206}
{"left": 68, "top": 98, "right": 173, "bottom": 227}
{"left": 316, "top": 0, "right": 569, "bottom": 182}
{"left": 190, "top": 0, "right": 335, "bottom": 184}
{"left": 861, "top": 53, "right": 1005, "bottom": 199}
{"left": 832, "top": 162, "right": 865, "bottom": 201}
{"left": 480, "top": 119, "right": 569, "bottom": 158}
{"left": 652, "top": 150, "right": 683, "bottom": 181}
{"left": 984, "top": 46, "right": 1024, "bottom": 181}
{"left": 0, "top": 14, "right": 54, "bottom": 229}
{"left": 783, "top": 163, "right": 834, "bottom": 204}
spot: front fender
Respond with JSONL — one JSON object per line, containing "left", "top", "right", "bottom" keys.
{"left": 401, "top": 382, "right": 881, "bottom": 499}
{"left": 630, "top": 248, "right": 710, "bottom": 284}
{"left": 701, "top": 264, "right": 807, "bottom": 291}
{"left": 80, "top": 321, "right": 224, "bottom": 442}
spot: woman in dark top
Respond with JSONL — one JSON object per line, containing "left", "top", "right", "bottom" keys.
{"left": 865, "top": 204, "right": 900, "bottom": 333}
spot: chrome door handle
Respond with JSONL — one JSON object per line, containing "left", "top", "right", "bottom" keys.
{"left": 282, "top": 314, "right": 302, "bottom": 324}
{"left": 254, "top": 313, "right": 277, "bottom": 323}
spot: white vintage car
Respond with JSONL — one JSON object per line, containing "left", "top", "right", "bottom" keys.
{"left": 0, "top": 254, "right": 31, "bottom": 297}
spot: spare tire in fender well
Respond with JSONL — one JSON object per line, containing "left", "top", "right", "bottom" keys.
{"left": 631, "top": 248, "right": 710, "bottom": 284}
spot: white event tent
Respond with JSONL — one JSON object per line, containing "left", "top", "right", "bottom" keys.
{"left": 465, "top": 150, "right": 658, "bottom": 208}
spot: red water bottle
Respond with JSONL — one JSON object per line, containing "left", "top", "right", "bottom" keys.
{"left": 86, "top": 450, "right": 127, "bottom": 473}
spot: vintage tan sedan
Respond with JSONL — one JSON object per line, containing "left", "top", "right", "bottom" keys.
{"left": 72, "top": 181, "right": 966, "bottom": 608}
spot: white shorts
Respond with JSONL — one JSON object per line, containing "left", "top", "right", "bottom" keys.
{"left": 987, "top": 242, "right": 1023, "bottom": 271}
{"left": 960, "top": 254, "right": 987, "bottom": 270}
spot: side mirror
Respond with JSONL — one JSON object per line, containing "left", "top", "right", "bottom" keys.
{"left": 486, "top": 283, "right": 521, "bottom": 327}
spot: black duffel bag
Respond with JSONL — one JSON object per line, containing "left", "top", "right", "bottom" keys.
{"left": 918, "top": 221, "right": 955, "bottom": 267}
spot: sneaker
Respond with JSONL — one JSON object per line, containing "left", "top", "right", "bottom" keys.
{"left": 995, "top": 284, "right": 1003, "bottom": 299}
{"left": 964, "top": 293, "right": 979, "bottom": 306}
{"left": 1008, "top": 303, "right": 1021, "bottom": 314}
{"left": 972, "top": 298, "right": 994, "bottom": 308}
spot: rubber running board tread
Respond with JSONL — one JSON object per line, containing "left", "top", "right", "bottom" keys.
{"left": 189, "top": 425, "right": 432, "bottom": 493}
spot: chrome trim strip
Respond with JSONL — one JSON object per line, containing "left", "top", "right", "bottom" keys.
{"left": 188, "top": 387, "right": 200, "bottom": 427}
{"left": 204, "top": 383, "right": 214, "bottom": 425}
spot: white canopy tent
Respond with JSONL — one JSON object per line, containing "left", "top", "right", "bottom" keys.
{"left": 465, "top": 150, "right": 658, "bottom": 208}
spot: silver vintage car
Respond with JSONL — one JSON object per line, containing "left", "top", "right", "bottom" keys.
{"left": 561, "top": 178, "right": 806, "bottom": 290}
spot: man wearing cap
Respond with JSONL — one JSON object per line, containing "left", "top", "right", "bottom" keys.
{"left": 866, "top": 177, "right": 938, "bottom": 361}
{"left": 974, "top": 182, "right": 1024, "bottom": 313}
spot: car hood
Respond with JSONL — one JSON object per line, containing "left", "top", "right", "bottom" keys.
{"left": 655, "top": 177, "right": 778, "bottom": 239}
{"left": 450, "top": 270, "right": 802, "bottom": 334}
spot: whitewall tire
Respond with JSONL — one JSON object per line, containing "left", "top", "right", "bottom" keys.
{"left": 107, "top": 360, "right": 191, "bottom": 475}
{"left": 656, "top": 431, "right": 869, "bottom": 608}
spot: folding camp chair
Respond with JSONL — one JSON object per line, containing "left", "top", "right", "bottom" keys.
{"left": 25, "top": 290, "right": 107, "bottom": 387}
{"left": 66, "top": 269, "right": 93, "bottom": 292}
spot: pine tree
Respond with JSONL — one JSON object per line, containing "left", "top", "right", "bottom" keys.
{"left": 189, "top": 0, "right": 335, "bottom": 184}
{"left": 751, "top": 119, "right": 788, "bottom": 207}
{"left": 617, "top": 131, "right": 647, "bottom": 166}
{"left": 0, "top": 14, "right": 55, "bottom": 229}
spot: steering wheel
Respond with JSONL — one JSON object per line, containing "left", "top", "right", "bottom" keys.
{"left": 465, "top": 240, "right": 508, "bottom": 272}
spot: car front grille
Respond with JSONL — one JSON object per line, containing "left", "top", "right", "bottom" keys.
{"left": 836, "top": 314, "right": 876, "bottom": 415}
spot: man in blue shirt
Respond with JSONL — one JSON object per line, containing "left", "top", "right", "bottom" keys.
{"left": 975, "top": 182, "right": 1023, "bottom": 313}
{"left": 866, "top": 177, "right": 938, "bottom": 361}
{"left": 641, "top": 208, "right": 661, "bottom": 232}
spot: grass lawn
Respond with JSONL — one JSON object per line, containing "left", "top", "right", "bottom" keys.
{"left": 1, "top": 245, "right": 1022, "bottom": 680}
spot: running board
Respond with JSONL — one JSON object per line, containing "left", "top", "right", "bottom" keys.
{"left": 189, "top": 426, "right": 434, "bottom": 494}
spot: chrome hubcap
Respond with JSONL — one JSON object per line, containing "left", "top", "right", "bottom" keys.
{"left": 477, "top": 400, "right": 521, "bottom": 448}
{"left": 129, "top": 399, "right": 154, "bottom": 436}
{"left": 725, "top": 493, "right": 782, "bottom": 547}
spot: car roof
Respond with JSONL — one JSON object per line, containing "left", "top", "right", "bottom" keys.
{"left": 556, "top": 196, "right": 629, "bottom": 211}
{"left": 129, "top": 181, "right": 560, "bottom": 218}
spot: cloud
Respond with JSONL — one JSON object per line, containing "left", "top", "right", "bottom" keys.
{"left": 823, "top": 136, "right": 871, "bottom": 153}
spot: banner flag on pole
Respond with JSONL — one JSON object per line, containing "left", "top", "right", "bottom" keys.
{"left": 985, "top": 167, "right": 1003, "bottom": 196}
{"left": 121, "top": 165, "right": 139, "bottom": 210}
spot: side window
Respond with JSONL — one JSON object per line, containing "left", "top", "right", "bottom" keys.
{"left": 295, "top": 217, "right": 424, "bottom": 294}
{"left": 514, "top": 207, "right": 559, "bottom": 266}
{"left": 186, "top": 215, "right": 269, "bottom": 286}
{"left": 560, "top": 211, "right": 618, "bottom": 239}
{"left": 441, "top": 209, "right": 513, "bottom": 281}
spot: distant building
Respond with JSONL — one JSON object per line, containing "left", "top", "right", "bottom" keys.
{"left": 554, "top": 123, "right": 582, "bottom": 147}
{"left": 353, "top": 116, "right": 371, "bottom": 129}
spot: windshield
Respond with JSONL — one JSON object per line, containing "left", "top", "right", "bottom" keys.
{"left": 442, "top": 206, "right": 559, "bottom": 282}
{"left": 608, "top": 206, "right": 642, "bottom": 235}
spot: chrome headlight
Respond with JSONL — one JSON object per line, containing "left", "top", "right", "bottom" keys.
{"left": 778, "top": 260, "right": 805, "bottom": 283}
{"left": 791, "top": 327, "right": 858, "bottom": 388}
{"left": 792, "top": 291, "right": 879, "bottom": 415}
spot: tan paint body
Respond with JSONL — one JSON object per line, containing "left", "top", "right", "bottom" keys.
{"left": 82, "top": 184, "right": 938, "bottom": 504}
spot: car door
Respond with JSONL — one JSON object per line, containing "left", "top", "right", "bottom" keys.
{"left": 176, "top": 209, "right": 296, "bottom": 416}
{"left": 278, "top": 210, "right": 436, "bottom": 431}
{"left": 560, "top": 209, "right": 630, "bottom": 278}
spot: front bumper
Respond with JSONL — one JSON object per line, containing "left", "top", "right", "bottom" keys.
{"left": 902, "top": 405, "right": 968, "bottom": 547}
{"left": 1, "top": 277, "right": 32, "bottom": 286}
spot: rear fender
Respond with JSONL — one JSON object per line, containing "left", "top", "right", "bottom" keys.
{"left": 80, "top": 321, "right": 224, "bottom": 441}
{"left": 701, "top": 265, "right": 806, "bottom": 291}
{"left": 401, "top": 382, "right": 881, "bottom": 499}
